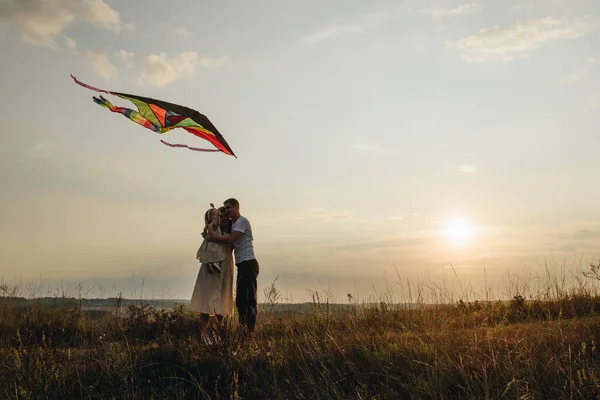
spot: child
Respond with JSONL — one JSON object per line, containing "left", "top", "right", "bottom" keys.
{"left": 196, "top": 204, "right": 229, "bottom": 274}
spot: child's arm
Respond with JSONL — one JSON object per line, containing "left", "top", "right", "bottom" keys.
{"left": 211, "top": 213, "right": 219, "bottom": 231}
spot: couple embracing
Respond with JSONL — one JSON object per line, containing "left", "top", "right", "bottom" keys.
{"left": 189, "top": 198, "right": 260, "bottom": 332}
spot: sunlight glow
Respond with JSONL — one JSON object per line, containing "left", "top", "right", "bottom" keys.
{"left": 441, "top": 217, "right": 475, "bottom": 245}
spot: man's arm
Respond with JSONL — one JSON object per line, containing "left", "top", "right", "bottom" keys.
{"left": 207, "top": 230, "right": 242, "bottom": 244}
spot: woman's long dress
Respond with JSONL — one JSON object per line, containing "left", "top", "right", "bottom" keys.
{"left": 189, "top": 246, "right": 234, "bottom": 316}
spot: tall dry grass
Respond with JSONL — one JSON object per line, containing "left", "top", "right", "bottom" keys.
{"left": 1, "top": 259, "right": 600, "bottom": 399}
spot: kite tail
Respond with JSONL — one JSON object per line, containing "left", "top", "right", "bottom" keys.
{"left": 93, "top": 95, "right": 160, "bottom": 133}
{"left": 160, "top": 140, "right": 222, "bottom": 152}
{"left": 93, "top": 95, "right": 114, "bottom": 109}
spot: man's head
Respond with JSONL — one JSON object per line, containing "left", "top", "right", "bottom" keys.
{"left": 223, "top": 198, "right": 240, "bottom": 219}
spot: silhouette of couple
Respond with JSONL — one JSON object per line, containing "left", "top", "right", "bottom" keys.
{"left": 189, "top": 198, "right": 259, "bottom": 332}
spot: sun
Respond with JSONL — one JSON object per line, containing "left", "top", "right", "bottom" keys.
{"left": 441, "top": 217, "right": 475, "bottom": 245}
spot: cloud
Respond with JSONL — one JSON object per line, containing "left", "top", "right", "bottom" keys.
{"left": 447, "top": 16, "right": 600, "bottom": 62}
{"left": 573, "top": 229, "right": 600, "bottom": 239}
{"left": 459, "top": 164, "right": 478, "bottom": 174}
{"left": 116, "top": 49, "right": 134, "bottom": 67}
{"left": 422, "top": 3, "right": 480, "bottom": 18}
{"left": 0, "top": 0, "right": 131, "bottom": 50}
{"left": 509, "top": 0, "right": 565, "bottom": 13}
{"left": 560, "top": 73, "right": 580, "bottom": 85}
{"left": 301, "top": 23, "right": 364, "bottom": 44}
{"left": 559, "top": 55, "right": 597, "bottom": 86}
{"left": 117, "top": 49, "right": 134, "bottom": 61}
{"left": 301, "top": 208, "right": 354, "bottom": 221}
{"left": 314, "top": 235, "right": 428, "bottom": 253}
{"left": 176, "top": 28, "right": 191, "bottom": 37}
{"left": 300, "top": 8, "right": 403, "bottom": 44}
{"left": 81, "top": 0, "right": 124, "bottom": 33}
{"left": 350, "top": 144, "right": 376, "bottom": 151}
{"left": 255, "top": 208, "right": 356, "bottom": 225}
{"left": 509, "top": 2, "right": 534, "bottom": 12}
{"left": 63, "top": 36, "right": 76, "bottom": 50}
{"left": 87, "top": 50, "right": 117, "bottom": 80}
{"left": 138, "top": 52, "right": 226, "bottom": 87}
{"left": 0, "top": 0, "right": 75, "bottom": 49}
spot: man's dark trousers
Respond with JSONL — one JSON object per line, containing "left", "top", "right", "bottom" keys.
{"left": 236, "top": 259, "right": 259, "bottom": 331}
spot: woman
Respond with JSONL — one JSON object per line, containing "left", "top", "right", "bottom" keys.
{"left": 189, "top": 205, "right": 234, "bottom": 327}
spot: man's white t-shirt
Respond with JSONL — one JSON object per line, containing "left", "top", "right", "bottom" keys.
{"left": 232, "top": 216, "right": 255, "bottom": 263}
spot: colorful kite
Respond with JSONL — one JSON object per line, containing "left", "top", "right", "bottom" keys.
{"left": 71, "top": 75, "right": 236, "bottom": 157}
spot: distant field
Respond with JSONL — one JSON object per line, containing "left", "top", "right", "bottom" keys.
{"left": 0, "top": 296, "right": 424, "bottom": 315}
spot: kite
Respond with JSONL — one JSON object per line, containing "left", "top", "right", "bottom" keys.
{"left": 71, "top": 74, "right": 236, "bottom": 157}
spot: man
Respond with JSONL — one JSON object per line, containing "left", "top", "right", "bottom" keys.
{"left": 206, "top": 198, "right": 259, "bottom": 332}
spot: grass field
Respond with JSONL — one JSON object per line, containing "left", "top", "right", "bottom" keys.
{"left": 2, "top": 261, "right": 600, "bottom": 399}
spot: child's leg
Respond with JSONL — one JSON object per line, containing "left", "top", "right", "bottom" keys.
{"left": 204, "top": 262, "right": 214, "bottom": 274}
{"left": 211, "top": 261, "right": 221, "bottom": 273}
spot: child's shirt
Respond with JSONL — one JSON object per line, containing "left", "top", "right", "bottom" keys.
{"left": 196, "top": 223, "right": 230, "bottom": 263}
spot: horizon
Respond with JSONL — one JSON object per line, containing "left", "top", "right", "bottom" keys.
{"left": 1, "top": 0, "right": 600, "bottom": 303}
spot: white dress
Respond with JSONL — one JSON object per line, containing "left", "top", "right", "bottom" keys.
{"left": 189, "top": 227, "right": 234, "bottom": 316}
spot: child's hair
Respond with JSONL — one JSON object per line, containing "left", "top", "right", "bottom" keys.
{"left": 204, "top": 203, "right": 217, "bottom": 226}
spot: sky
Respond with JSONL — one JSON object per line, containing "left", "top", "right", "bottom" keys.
{"left": 1, "top": 0, "right": 599, "bottom": 303}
